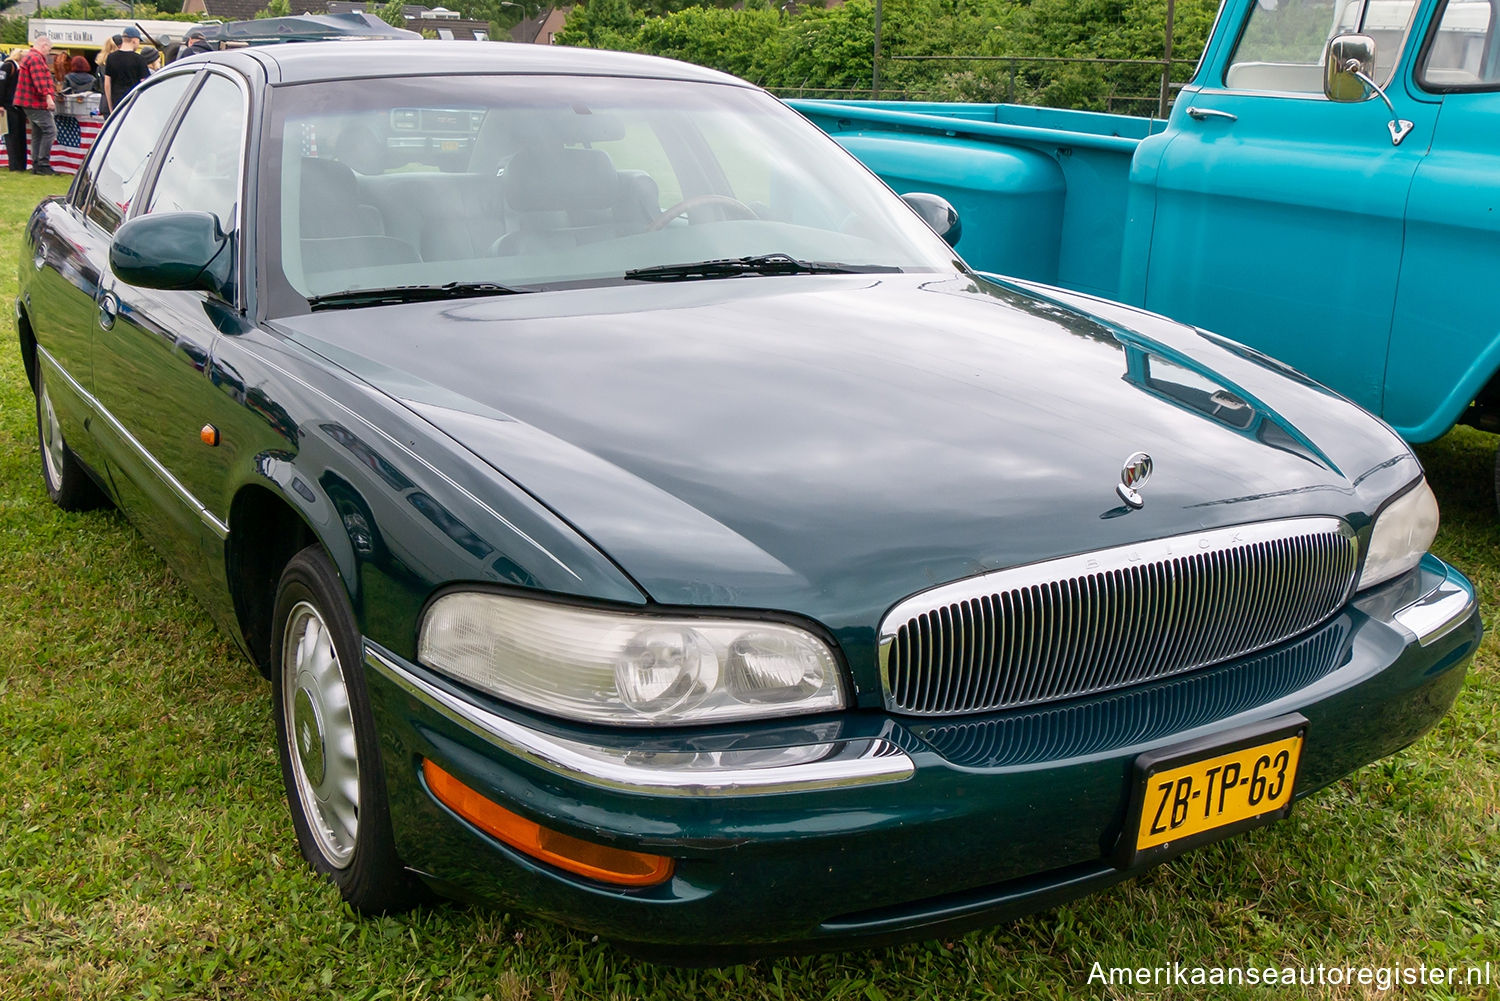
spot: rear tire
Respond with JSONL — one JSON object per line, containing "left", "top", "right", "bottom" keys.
{"left": 271, "top": 545, "right": 424, "bottom": 913}
{"left": 34, "top": 367, "right": 106, "bottom": 511}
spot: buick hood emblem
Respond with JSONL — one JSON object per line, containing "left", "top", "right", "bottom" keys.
{"left": 1117, "top": 452, "right": 1153, "bottom": 509}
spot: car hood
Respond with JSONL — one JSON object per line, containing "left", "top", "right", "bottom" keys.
{"left": 277, "top": 273, "right": 1416, "bottom": 634}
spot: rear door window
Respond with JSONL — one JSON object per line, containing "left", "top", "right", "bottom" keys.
{"left": 84, "top": 74, "right": 194, "bottom": 234}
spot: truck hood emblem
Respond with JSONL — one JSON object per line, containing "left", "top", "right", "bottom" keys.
{"left": 1117, "top": 452, "right": 1153, "bottom": 509}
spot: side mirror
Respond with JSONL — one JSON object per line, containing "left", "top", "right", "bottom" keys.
{"left": 1324, "top": 33, "right": 1377, "bottom": 102}
{"left": 901, "top": 192, "right": 962, "bottom": 247}
{"left": 1322, "top": 32, "right": 1414, "bottom": 145}
{"left": 110, "top": 211, "right": 232, "bottom": 296}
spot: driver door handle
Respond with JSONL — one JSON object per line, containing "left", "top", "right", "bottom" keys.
{"left": 97, "top": 289, "right": 120, "bottom": 331}
{"left": 1186, "top": 107, "right": 1238, "bottom": 122}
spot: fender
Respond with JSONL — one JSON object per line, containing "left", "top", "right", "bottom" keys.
{"left": 206, "top": 327, "right": 646, "bottom": 662}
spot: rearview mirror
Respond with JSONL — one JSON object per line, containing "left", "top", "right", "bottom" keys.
{"left": 1324, "top": 33, "right": 1377, "bottom": 102}
{"left": 901, "top": 192, "right": 962, "bottom": 247}
{"left": 111, "top": 211, "right": 232, "bottom": 297}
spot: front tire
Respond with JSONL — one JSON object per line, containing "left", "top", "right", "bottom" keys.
{"left": 34, "top": 368, "right": 106, "bottom": 511}
{"left": 271, "top": 545, "right": 423, "bottom": 913}
{"left": 1493, "top": 442, "right": 1500, "bottom": 519}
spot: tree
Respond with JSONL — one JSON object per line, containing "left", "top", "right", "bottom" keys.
{"left": 40, "top": 0, "right": 201, "bottom": 16}
{"left": 766, "top": 0, "right": 879, "bottom": 96}
{"left": 255, "top": 0, "right": 292, "bottom": 19}
{"left": 377, "top": 0, "right": 407, "bottom": 27}
{"left": 632, "top": 6, "right": 781, "bottom": 83}
{"left": 555, "top": 0, "right": 643, "bottom": 48}
{"left": 554, "top": 0, "right": 1223, "bottom": 110}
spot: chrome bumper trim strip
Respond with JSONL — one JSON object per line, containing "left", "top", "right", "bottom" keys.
{"left": 1392, "top": 575, "right": 1477, "bottom": 647}
{"left": 365, "top": 645, "right": 915, "bottom": 796}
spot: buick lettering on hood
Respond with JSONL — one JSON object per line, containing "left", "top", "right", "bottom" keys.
{"left": 17, "top": 40, "right": 1479, "bottom": 957}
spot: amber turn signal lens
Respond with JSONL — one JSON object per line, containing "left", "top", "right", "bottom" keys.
{"left": 421, "top": 759, "right": 674, "bottom": 887}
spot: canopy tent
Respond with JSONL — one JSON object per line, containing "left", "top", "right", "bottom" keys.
{"left": 199, "top": 12, "right": 420, "bottom": 45}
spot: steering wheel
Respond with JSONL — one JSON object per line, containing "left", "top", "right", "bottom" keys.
{"left": 647, "top": 194, "right": 758, "bottom": 231}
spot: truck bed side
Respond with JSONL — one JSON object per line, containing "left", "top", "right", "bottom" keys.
{"left": 789, "top": 99, "right": 1163, "bottom": 300}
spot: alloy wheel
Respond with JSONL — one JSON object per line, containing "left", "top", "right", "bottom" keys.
{"left": 38, "top": 378, "right": 65, "bottom": 492}
{"left": 280, "top": 600, "right": 361, "bottom": 868}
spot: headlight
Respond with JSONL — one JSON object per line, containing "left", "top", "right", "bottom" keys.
{"left": 1357, "top": 478, "right": 1439, "bottom": 591}
{"left": 417, "top": 592, "right": 848, "bottom": 726}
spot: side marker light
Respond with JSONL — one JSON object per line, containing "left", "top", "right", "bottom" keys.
{"left": 422, "top": 759, "right": 674, "bottom": 887}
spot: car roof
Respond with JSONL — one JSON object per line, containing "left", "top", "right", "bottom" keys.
{"left": 215, "top": 40, "right": 756, "bottom": 88}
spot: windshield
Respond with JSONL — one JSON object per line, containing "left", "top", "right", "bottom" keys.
{"left": 261, "top": 75, "right": 960, "bottom": 312}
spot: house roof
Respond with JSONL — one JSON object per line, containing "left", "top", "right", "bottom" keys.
{"left": 509, "top": 6, "right": 566, "bottom": 43}
{"left": 325, "top": 1, "right": 494, "bottom": 39}
{"left": 326, "top": 2, "right": 424, "bottom": 18}
{"left": 200, "top": 0, "right": 330, "bottom": 21}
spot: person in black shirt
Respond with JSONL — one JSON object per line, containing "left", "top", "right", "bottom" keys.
{"left": 1, "top": 47, "right": 28, "bottom": 171}
{"left": 103, "top": 26, "right": 148, "bottom": 115}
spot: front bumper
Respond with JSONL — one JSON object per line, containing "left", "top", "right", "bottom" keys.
{"left": 364, "top": 555, "right": 1479, "bottom": 957}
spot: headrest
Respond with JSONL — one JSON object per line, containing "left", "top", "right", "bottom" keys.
{"left": 334, "top": 123, "right": 386, "bottom": 176}
{"left": 504, "top": 147, "right": 619, "bottom": 213}
{"left": 300, "top": 157, "right": 361, "bottom": 239}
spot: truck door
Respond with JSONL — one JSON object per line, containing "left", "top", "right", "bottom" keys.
{"left": 1141, "top": 0, "right": 1439, "bottom": 416}
{"left": 1383, "top": 0, "right": 1500, "bottom": 441}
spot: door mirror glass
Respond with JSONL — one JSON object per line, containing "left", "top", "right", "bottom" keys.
{"left": 110, "top": 211, "right": 231, "bottom": 295}
{"left": 1324, "top": 33, "right": 1378, "bottom": 102}
{"left": 901, "top": 192, "right": 962, "bottom": 247}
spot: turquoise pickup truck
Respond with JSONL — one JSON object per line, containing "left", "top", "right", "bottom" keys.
{"left": 792, "top": 0, "right": 1500, "bottom": 505}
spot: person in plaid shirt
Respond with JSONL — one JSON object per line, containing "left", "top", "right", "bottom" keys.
{"left": 13, "top": 34, "right": 58, "bottom": 175}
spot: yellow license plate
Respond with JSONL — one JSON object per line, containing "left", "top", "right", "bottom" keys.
{"left": 1131, "top": 719, "right": 1305, "bottom": 857}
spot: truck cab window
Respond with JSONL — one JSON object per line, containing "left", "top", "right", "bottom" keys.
{"left": 1419, "top": 0, "right": 1497, "bottom": 90}
{"left": 1227, "top": 0, "right": 1418, "bottom": 93}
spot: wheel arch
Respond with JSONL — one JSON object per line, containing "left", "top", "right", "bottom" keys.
{"left": 1392, "top": 335, "right": 1500, "bottom": 443}
{"left": 1467, "top": 365, "right": 1500, "bottom": 433}
{"left": 17, "top": 302, "right": 38, "bottom": 394}
{"left": 226, "top": 481, "right": 358, "bottom": 678}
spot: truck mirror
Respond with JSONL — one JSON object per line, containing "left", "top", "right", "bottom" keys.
{"left": 901, "top": 192, "right": 962, "bottom": 247}
{"left": 1322, "top": 32, "right": 1414, "bottom": 145}
{"left": 1324, "top": 33, "right": 1377, "bottom": 102}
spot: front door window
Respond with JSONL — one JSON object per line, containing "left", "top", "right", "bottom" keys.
{"left": 1226, "top": 0, "right": 1419, "bottom": 92}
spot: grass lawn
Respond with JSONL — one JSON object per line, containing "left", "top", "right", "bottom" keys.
{"left": 1, "top": 173, "right": 1496, "bottom": 1001}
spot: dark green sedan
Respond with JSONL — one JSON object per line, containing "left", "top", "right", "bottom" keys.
{"left": 16, "top": 40, "right": 1481, "bottom": 959}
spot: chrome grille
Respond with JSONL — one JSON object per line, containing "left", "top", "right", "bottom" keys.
{"left": 879, "top": 518, "right": 1358, "bottom": 716}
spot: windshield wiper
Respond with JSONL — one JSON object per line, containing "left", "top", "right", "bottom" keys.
{"left": 307, "top": 281, "right": 528, "bottom": 311}
{"left": 623, "top": 254, "right": 902, "bottom": 282}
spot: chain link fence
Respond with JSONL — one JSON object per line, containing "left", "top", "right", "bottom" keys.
{"left": 771, "top": 54, "right": 1200, "bottom": 116}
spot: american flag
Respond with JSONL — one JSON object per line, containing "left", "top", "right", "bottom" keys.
{"left": 0, "top": 114, "right": 105, "bottom": 174}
